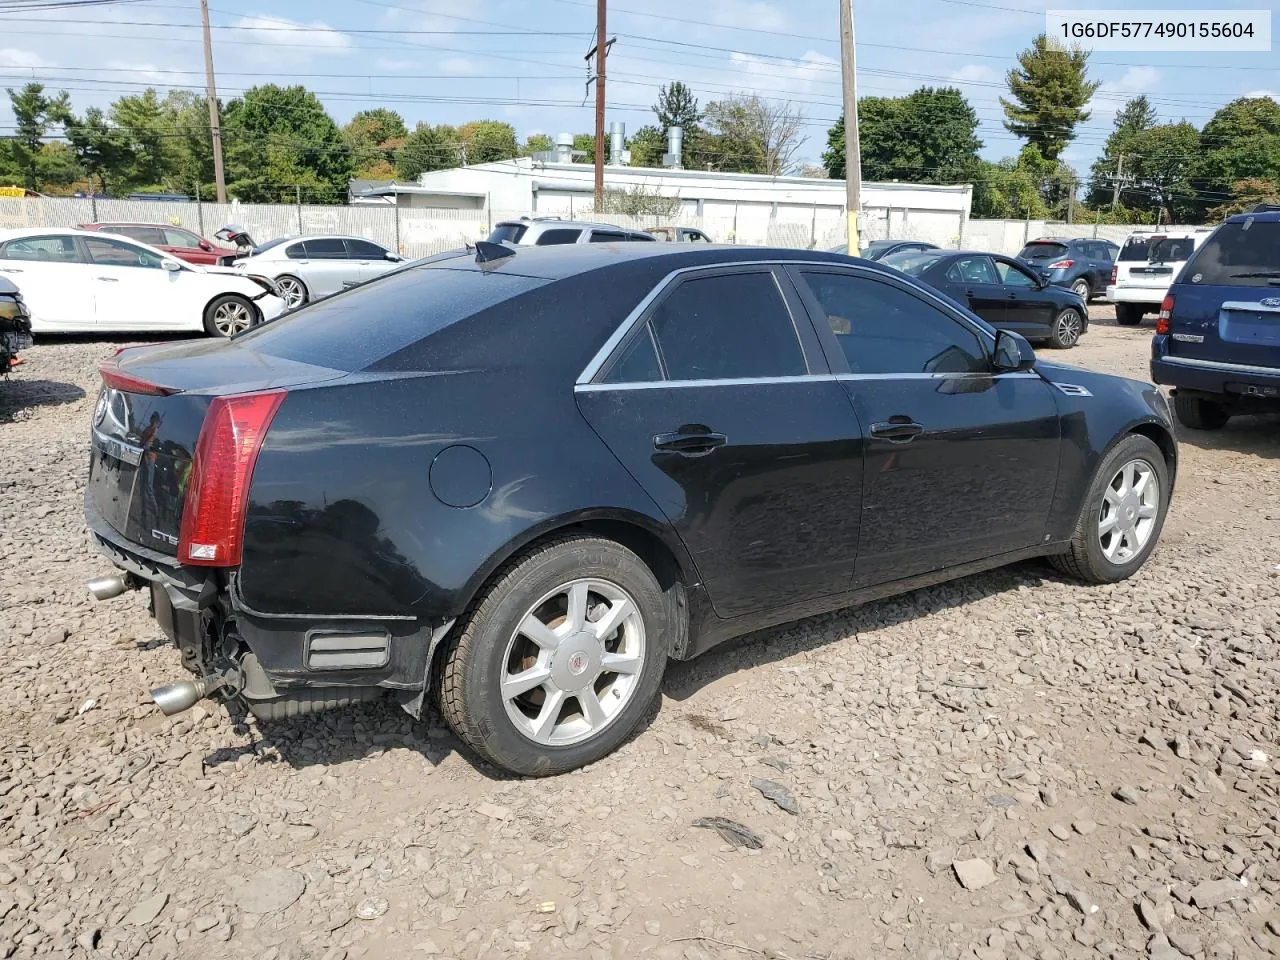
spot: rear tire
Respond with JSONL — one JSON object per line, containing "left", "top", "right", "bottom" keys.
{"left": 1048, "top": 307, "right": 1084, "bottom": 348}
{"left": 436, "top": 535, "right": 675, "bottom": 776}
{"left": 1173, "top": 393, "right": 1230, "bottom": 431}
{"left": 1051, "top": 434, "right": 1169, "bottom": 585}
{"left": 1115, "top": 303, "right": 1144, "bottom": 326}
{"left": 274, "top": 275, "right": 309, "bottom": 309}
{"left": 203, "top": 294, "right": 257, "bottom": 338}
{"left": 1071, "top": 279, "right": 1091, "bottom": 301}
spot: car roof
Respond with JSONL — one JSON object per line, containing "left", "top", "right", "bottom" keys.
{"left": 0, "top": 225, "right": 191, "bottom": 262}
{"left": 419, "top": 243, "right": 889, "bottom": 282}
{"left": 1224, "top": 209, "right": 1280, "bottom": 223}
{"left": 499, "top": 219, "right": 648, "bottom": 232}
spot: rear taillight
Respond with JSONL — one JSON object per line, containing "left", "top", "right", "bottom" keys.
{"left": 178, "top": 390, "right": 286, "bottom": 567}
{"left": 1109, "top": 265, "right": 1117, "bottom": 284}
{"left": 99, "top": 364, "right": 177, "bottom": 396}
{"left": 1047, "top": 259, "right": 1075, "bottom": 269}
{"left": 1156, "top": 295, "right": 1174, "bottom": 335}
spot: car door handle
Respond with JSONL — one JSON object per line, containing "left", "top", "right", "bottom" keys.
{"left": 870, "top": 420, "right": 924, "bottom": 442}
{"left": 0, "top": 267, "right": 22, "bottom": 274}
{"left": 653, "top": 430, "right": 727, "bottom": 456}
{"left": 96, "top": 276, "right": 119, "bottom": 282}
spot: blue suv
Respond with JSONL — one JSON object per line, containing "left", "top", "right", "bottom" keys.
{"left": 1017, "top": 237, "right": 1119, "bottom": 302}
{"left": 1151, "top": 206, "right": 1280, "bottom": 429}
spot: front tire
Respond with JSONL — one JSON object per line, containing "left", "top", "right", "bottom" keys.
{"left": 1049, "top": 307, "right": 1084, "bottom": 348}
{"left": 1173, "top": 393, "right": 1230, "bottom": 431}
{"left": 1115, "top": 303, "right": 1144, "bottom": 326}
{"left": 203, "top": 294, "right": 257, "bottom": 338}
{"left": 1051, "top": 434, "right": 1169, "bottom": 584}
{"left": 1071, "top": 279, "right": 1091, "bottom": 301}
{"left": 437, "top": 535, "right": 674, "bottom": 776}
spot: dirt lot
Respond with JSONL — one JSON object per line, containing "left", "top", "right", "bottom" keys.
{"left": 2, "top": 307, "right": 1279, "bottom": 960}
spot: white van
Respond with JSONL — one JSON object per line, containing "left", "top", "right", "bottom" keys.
{"left": 1107, "top": 228, "right": 1211, "bottom": 326}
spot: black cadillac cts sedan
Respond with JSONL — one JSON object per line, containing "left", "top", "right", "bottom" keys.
{"left": 86, "top": 244, "right": 1177, "bottom": 776}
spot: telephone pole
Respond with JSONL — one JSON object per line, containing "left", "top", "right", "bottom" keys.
{"left": 1111, "top": 154, "right": 1125, "bottom": 212}
{"left": 199, "top": 0, "right": 227, "bottom": 203}
{"left": 591, "top": 0, "right": 606, "bottom": 212}
{"left": 839, "top": 0, "right": 861, "bottom": 252}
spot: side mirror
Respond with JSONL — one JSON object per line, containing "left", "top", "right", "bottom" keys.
{"left": 993, "top": 329, "right": 1036, "bottom": 372}
{"left": 160, "top": 258, "right": 182, "bottom": 272}
{"left": 198, "top": 239, "right": 212, "bottom": 251}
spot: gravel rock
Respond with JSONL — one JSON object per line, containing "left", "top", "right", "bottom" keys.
{"left": 232, "top": 868, "right": 307, "bottom": 914}
{"left": 953, "top": 859, "right": 996, "bottom": 891}
{"left": 1189, "top": 878, "right": 1248, "bottom": 909}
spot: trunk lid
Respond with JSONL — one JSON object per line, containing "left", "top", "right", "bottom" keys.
{"left": 87, "top": 339, "right": 346, "bottom": 556}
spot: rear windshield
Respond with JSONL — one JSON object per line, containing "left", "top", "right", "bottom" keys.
{"left": 1019, "top": 242, "right": 1068, "bottom": 260}
{"left": 235, "top": 266, "right": 549, "bottom": 370}
{"left": 1149, "top": 237, "right": 1196, "bottom": 262}
{"left": 1181, "top": 220, "right": 1280, "bottom": 288}
{"left": 1119, "top": 237, "right": 1153, "bottom": 261}
{"left": 880, "top": 250, "right": 945, "bottom": 276}
{"left": 488, "top": 223, "right": 527, "bottom": 244}
{"left": 251, "top": 238, "right": 290, "bottom": 255}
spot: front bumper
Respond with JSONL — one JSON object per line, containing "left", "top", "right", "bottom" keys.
{"left": 1151, "top": 335, "right": 1280, "bottom": 400}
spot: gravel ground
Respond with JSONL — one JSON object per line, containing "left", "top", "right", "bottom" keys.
{"left": 2, "top": 309, "right": 1280, "bottom": 960}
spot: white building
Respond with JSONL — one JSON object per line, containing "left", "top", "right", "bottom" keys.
{"left": 352, "top": 150, "right": 974, "bottom": 250}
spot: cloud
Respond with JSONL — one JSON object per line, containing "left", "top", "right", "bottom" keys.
{"left": 0, "top": 48, "right": 54, "bottom": 69}
{"left": 949, "top": 64, "right": 997, "bottom": 84}
{"left": 1093, "top": 66, "right": 1160, "bottom": 117}
{"left": 1244, "top": 89, "right": 1278, "bottom": 101}
{"left": 703, "top": 0, "right": 788, "bottom": 32}
{"left": 727, "top": 49, "right": 838, "bottom": 95}
{"left": 438, "top": 57, "right": 478, "bottom": 75}
{"left": 104, "top": 60, "right": 186, "bottom": 86}
{"left": 234, "top": 15, "right": 353, "bottom": 51}
{"left": 374, "top": 57, "right": 418, "bottom": 72}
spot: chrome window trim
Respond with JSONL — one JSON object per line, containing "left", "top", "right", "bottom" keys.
{"left": 576, "top": 258, "right": 999, "bottom": 386}
{"left": 575, "top": 370, "right": 1040, "bottom": 393}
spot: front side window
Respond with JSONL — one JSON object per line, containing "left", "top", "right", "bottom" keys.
{"left": 800, "top": 271, "right": 987, "bottom": 376}
{"left": 535, "top": 229, "right": 582, "bottom": 246}
{"left": 1, "top": 235, "right": 82, "bottom": 262}
{"left": 947, "top": 256, "right": 999, "bottom": 285}
{"left": 995, "top": 259, "right": 1037, "bottom": 287}
{"left": 84, "top": 236, "right": 164, "bottom": 268}
{"left": 346, "top": 239, "right": 388, "bottom": 258}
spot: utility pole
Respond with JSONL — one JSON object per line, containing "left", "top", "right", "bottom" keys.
{"left": 199, "top": 0, "right": 227, "bottom": 203}
{"left": 839, "top": 0, "right": 861, "bottom": 253}
{"left": 1067, "top": 176, "right": 1076, "bottom": 224}
{"left": 1111, "top": 154, "right": 1124, "bottom": 212}
{"left": 591, "top": 0, "right": 607, "bottom": 212}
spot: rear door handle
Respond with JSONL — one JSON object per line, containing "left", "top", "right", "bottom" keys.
{"left": 0, "top": 267, "right": 22, "bottom": 273}
{"left": 96, "top": 276, "right": 119, "bottom": 282}
{"left": 870, "top": 420, "right": 924, "bottom": 442}
{"left": 653, "top": 430, "right": 727, "bottom": 456}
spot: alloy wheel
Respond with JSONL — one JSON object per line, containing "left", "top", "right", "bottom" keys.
{"left": 1098, "top": 459, "right": 1160, "bottom": 564}
{"left": 1056, "top": 309, "right": 1083, "bottom": 347}
{"left": 212, "top": 300, "right": 253, "bottom": 337}
{"left": 500, "top": 578, "right": 646, "bottom": 747}
{"left": 1072, "top": 280, "right": 1090, "bottom": 300}
{"left": 276, "top": 277, "right": 306, "bottom": 308}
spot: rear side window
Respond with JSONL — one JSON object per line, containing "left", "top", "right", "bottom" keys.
{"left": 1119, "top": 237, "right": 1153, "bottom": 261}
{"left": 488, "top": 223, "right": 527, "bottom": 244}
{"left": 1, "top": 235, "right": 82, "bottom": 262}
{"left": 285, "top": 242, "right": 307, "bottom": 260}
{"left": 947, "top": 256, "right": 999, "bottom": 285}
{"left": 882, "top": 251, "right": 943, "bottom": 276}
{"left": 645, "top": 272, "right": 806, "bottom": 381}
{"left": 1019, "top": 242, "right": 1067, "bottom": 261}
{"left": 535, "top": 229, "right": 582, "bottom": 246}
{"left": 306, "top": 238, "right": 348, "bottom": 259}
{"left": 800, "top": 271, "right": 987, "bottom": 376}
{"left": 589, "top": 231, "right": 627, "bottom": 243}
{"left": 1181, "top": 220, "right": 1280, "bottom": 288}
{"left": 113, "top": 226, "right": 164, "bottom": 245}
{"left": 237, "top": 267, "right": 549, "bottom": 371}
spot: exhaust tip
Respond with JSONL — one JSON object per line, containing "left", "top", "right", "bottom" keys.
{"left": 150, "top": 676, "right": 225, "bottom": 716}
{"left": 88, "top": 574, "right": 131, "bottom": 601}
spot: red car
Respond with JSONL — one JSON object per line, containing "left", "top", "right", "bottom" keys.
{"left": 77, "top": 222, "right": 238, "bottom": 266}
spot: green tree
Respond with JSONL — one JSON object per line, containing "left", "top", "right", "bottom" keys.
{"left": 1000, "top": 34, "right": 1099, "bottom": 161}
{"left": 36, "top": 141, "right": 82, "bottom": 191}
{"left": 457, "top": 120, "right": 518, "bottom": 164}
{"left": 1086, "top": 95, "right": 1158, "bottom": 208}
{"left": 345, "top": 108, "right": 407, "bottom": 179}
{"left": 6, "top": 82, "right": 71, "bottom": 190}
{"left": 1123, "top": 122, "right": 1200, "bottom": 221}
{"left": 521, "top": 133, "right": 554, "bottom": 157}
{"left": 394, "top": 122, "right": 459, "bottom": 180}
{"left": 626, "top": 124, "right": 666, "bottom": 168}
{"left": 700, "top": 93, "right": 804, "bottom": 174}
{"left": 823, "top": 87, "right": 982, "bottom": 183}
{"left": 970, "top": 150, "right": 1053, "bottom": 219}
{"left": 1207, "top": 177, "right": 1280, "bottom": 219}
{"left": 652, "top": 81, "right": 701, "bottom": 167}
{"left": 1191, "top": 97, "right": 1280, "bottom": 217}
{"left": 65, "top": 106, "right": 128, "bottom": 194}
{"left": 158, "top": 90, "right": 216, "bottom": 198}
{"left": 572, "top": 133, "right": 595, "bottom": 163}
{"left": 221, "top": 84, "right": 351, "bottom": 203}
{"left": 110, "top": 89, "right": 171, "bottom": 191}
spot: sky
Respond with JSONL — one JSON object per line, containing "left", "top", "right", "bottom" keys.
{"left": 0, "top": 0, "right": 1276, "bottom": 178}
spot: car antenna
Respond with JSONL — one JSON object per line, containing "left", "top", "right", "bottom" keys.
{"left": 474, "top": 240, "right": 516, "bottom": 265}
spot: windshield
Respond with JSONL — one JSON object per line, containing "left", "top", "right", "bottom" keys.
{"left": 1149, "top": 237, "right": 1196, "bottom": 262}
{"left": 235, "top": 265, "right": 549, "bottom": 370}
{"left": 1180, "top": 220, "right": 1280, "bottom": 288}
{"left": 1018, "top": 242, "right": 1068, "bottom": 261}
{"left": 1119, "top": 236, "right": 1153, "bottom": 261}
{"left": 488, "top": 223, "right": 528, "bottom": 244}
{"left": 881, "top": 250, "right": 945, "bottom": 276}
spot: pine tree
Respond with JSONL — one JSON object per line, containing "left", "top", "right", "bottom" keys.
{"left": 1000, "top": 34, "right": 1099, "bottom": 161}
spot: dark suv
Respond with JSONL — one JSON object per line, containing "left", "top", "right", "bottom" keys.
{"left": 1151, "top": 207, "right": 1280, "bottom": 430}
{"left": 1018, "top": 237, "right": 1119, "bottom": 302}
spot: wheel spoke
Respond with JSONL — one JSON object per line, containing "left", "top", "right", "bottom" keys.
{"left": 529, "top": 688, "right": 566, "bottom": 742}
{"left": 564, "top": 582, "right": 589, "bottom": 633}
{"left": 591, "top": 598, "right": 632, "bottom": 640}
{"left": 1132, "top": 468, "right": 1151, "bottom": 498}
{"left": 601, "top": 651, "right": 642, "bottom": 675}
{"left": 502, "top": 665, "right": 551, "bottom": 700}
{"left": 1098, "top": 512, "right": 1119, "bottom": 535}
{"left": 1122, "top": 463, "right": 1136, "bottom": 496}
{"left": 578, "top": 689, "right": 608, "bottom": 729}
{"left": 519, "top": 615, "right": 562, "bottom": 652}
{"left": 1137, "top": 503, "right": 1157, "bottom": 519}
{"left": 1103, "top": 487, "right": 1122, "bottom": 507}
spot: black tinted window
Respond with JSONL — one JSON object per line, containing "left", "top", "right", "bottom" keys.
{"left": 801, "top": 271, "right": 987, "bottom": 375}
{"left": 946, "top": 256, "right": 999, "bottom": 285}
{"left": 603, "top": 327, "right": 662, "bottom": 383}
{"left": 535, "top": 229, "right": 581, "bottom": 246}
{"left": 346, "top": 239, "right": 388, "bottom": 258}
{"left": 589, "top": 231, "right": 626, "bottom": 243}
{"left": 306, "top": 238, "right": 348, "bottom": 259}
{"left": 1150, "top": 237, "right": 1195, "bottom": 261}
{"left": 112, "top": 226, "right": 164, "bottom": 244}
{"left": 1019, "top": 242, "right": 1067, "bottom": 261}
{"left": 237, "top": 267, "right": 548, "bottom": 371}
{"left": 285, "top": 242, "right": 307, "bottom": 260}
{"left": 488, "top": 223, "right": 527, "bottom": 244}
{"left": 1119, "top": 237, "right": 1153, "bottom": 261}
{"left": 1182, "top": 221, "right": 1280, "bottom": 288}
{"left": 882, "top": 250, "right": 944, "bottom": 276}
{"left": 995, "top": 260, "right": 1036, "bottom": 287}
{"left": 649, "top": 272, "right": 806, "bottom": 381}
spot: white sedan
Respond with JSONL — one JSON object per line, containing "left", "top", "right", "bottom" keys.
{"left": 232, "top": 235, "right": 405, "bottom": 307}
{"left": 0, "top": 228, "right": 286, "bottom": 338}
